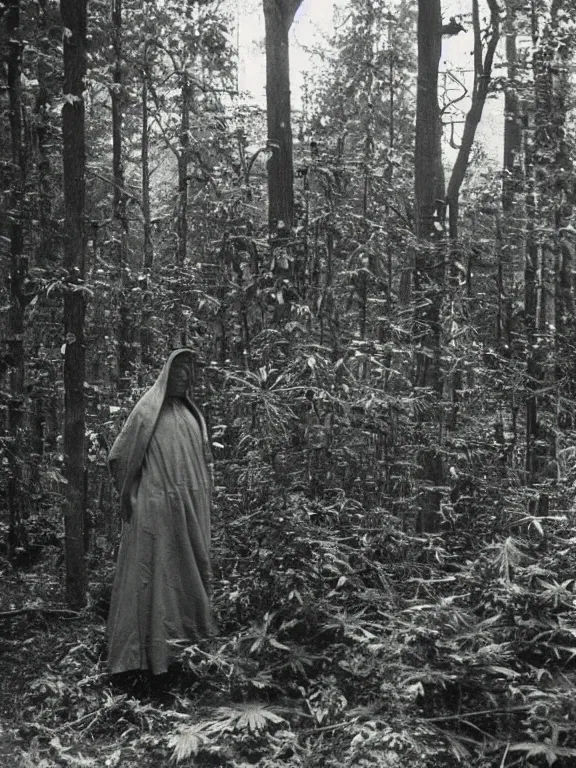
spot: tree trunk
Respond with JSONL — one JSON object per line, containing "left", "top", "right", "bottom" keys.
{"left": 263, "top": 0, "right": 303, "bottom": 235}
{"left": 414, "top": 0, "right": 443, "bottom": 244}
{"left": 533, "top": 36, "right": 555, "bottom": 340}
{"left": 6, "top": 0, "right": 29, "bottom": 555}
{"left": 499, "top": 0, "right": 522, "bottom": 350}
{"left": 35, "top": 0, "right": 54, "bottom": 267}
{"left": 532, "top": 1, "right": 574, "bottom": 391}
{"left": 111, "top": 0, "right": 128, "bottom": 266}
{"left": 61, "top": 0, "right": 87, "bottom": 609}
{"left": 552, "top": 29, "right": 575, "bottom": 389}
{"left": 140, "top": 67, "right": 154, "bottom": 364}
{"left": 413, "top": 0, "right": 444, "bottom": 533}
{"left": 524, "top": 0, "right": 544, "bottom": 492}
{"left": 502, "top": 1, "right": 522, "bottom": 215}
{"left": 414, "top": 0, "right": 444, "bottom": 392}
{"left": 111, "top": 0, "right": 133, "bottom": 390}
{"left": 524, "top": 120, "right": 540, "bottom": 488}
{"left": 142, "top": 70, "right": 153, "bottom": 271}
{"left": 176, "top": 74, "right": 191, "bottom": 266}
{"left": 523, "top": 0, "right": 575, "bottom": 506}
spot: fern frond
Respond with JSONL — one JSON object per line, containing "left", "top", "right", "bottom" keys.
{"left": 168, "top": 724, "right": 209, "bottom": 763}
{"left": 490, "top": 537, "right": 524, "bottom": 582}
{"left": 213, "top": 703, "right": 286, "bottom": 733}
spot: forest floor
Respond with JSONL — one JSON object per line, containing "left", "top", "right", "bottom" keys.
{"left": 0, "top": 554, "right": 191, "bottom": 768}
{"left": 0, "top": 549, "right": 341, "bottom": 768}
{"left": 5, "top": 504, "right": 575, "bottom": 768}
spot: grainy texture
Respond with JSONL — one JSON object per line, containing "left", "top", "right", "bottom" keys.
{"left": 107, "top": 399, "right": 214, "bottom": 674}
{"left": 107, "top": 351, "right": 214, "bottom": 674}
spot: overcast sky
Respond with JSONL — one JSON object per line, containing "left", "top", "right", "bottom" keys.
{"left": 235, "top": 0, "right": 342, "bottom": 104}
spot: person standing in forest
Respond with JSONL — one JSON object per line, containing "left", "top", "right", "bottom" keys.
{"left": 106, "top": 349, "right": 215, "bottom": 675}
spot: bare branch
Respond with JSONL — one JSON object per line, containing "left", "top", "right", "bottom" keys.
{"left": 88, "top": 170, "right": 143, "bottom": 210}
{"left": 146, "top": 78, "right": 180, "bottom": 159}
{"left": 440, "top": 71, "right": 469, "bottom": 116}
{"left": 446, "top": 0, "right": 501, "bottom": 206}
{"left": 0, "top": 606, "right": 81, "bottom": 619}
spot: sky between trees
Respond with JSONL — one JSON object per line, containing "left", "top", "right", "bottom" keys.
{"left": 236, "top": 0, "right": 503, "bottom": 168}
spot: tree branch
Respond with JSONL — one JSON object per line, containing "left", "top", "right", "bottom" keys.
{"left": 0, "top": 606, "right": 82, "bottom": 619}
{"left": 146, "top": 78, "right": 180, "bottom": 160}
{"left": 472, "top": 0, "right": 482, "bottom": 98}
{"left": 88, "top": 170, "right": 143, "bottom": 210}
{"left": 440, "top": 71, "right": 469, "bottom": 116}
{"left": 446, "top": 0, "right": 501, "bottom": 206}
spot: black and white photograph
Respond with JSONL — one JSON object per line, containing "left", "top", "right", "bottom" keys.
{"left": 1, "top": 0, "right": 575, "bottom": 765}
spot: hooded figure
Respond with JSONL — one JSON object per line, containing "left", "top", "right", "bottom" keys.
{"left": 107, "top": 349, "right": 215, "bottom": 675}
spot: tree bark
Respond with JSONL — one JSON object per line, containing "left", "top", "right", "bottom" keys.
{"left": 499, "top": 0, "right": 522, "bottom": 350}
{"left": 35, "top": 0, "right": 54, "bottom": 267}
{"left": 414, "top": 0, "right": 444, "bottom": 392}
{"left": 413, "top": 0, "right": 444, "bottom": 533}
{"left": 524, "top": 121, "right": 539, "bottom": 488}
{"left": 176, "top": 74, "right": 191, "bottom": 266}
{"left": 6, "top": 0, "right": 29, "bottom": 555}
{"left": 502, "top": 1, "right": 522, "bottom": 215}
{"left": 414, "top": 0, "right": 443, "bottom": 244}
{"left": 140, "top": 65, "right": 154, "bottom": 364}
{"left": 532, "top": 1, "right": 574, "bottom": 372}
{"left": 61, "top": 0, "right": 87, "bottom": 609}
{"left": 142, "top": 69, "right": 153, "bottom": 271}
{"left": 111, "top": 0, "right": 128, "bottom": 265}
{"left": 533, "top": 35, "right": 555, "bottom": 339}
{"left": 111, "top": 0, "right": 133, "bottom": 389}
{"left": 263, "top": 0, "right": 303, "bottom": 235}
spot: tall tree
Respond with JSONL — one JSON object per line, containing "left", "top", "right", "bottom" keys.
{"left": 502, "top": 0, "right": 523, "bottom": 215}
{"left": 142, "top": 0, "right": 233, "bottom": 267}
{"left": 548, "top": 1, "right": 576, "bottom": 391}
{"left": 263, "top": 0, "right": 303, "bottom": 235}
{"left": 140, "top": 41, "right": 153, "bottom": 363}
{"left": 525, "top": 0, "right": 575, "bottom": 513}
{"left": 413, "top": 0, "right": 444, "bottom": 532}
{"left": 531, "top": 0, "right": 575, "bottom": 363}
{"left": 176, "top": 71, "right": 192, "bottom": 267}
{"left": 34, "top": 0, "right": 56, "bottom": 268}
{"left": 110, "top": 0, "right": 134, "bottom": 389}
{"left": 523, "top": 87, "right": 542, "bottom": 505}
{"left": 5, "top": 0, "right": 29, "bottom": 554}
{"left": 498, "top": 0, "right": 522, "bottom": 351}
{"left": 141, "top": 47, "right": 153, "bottom": 272}
{"left": 414, "top": 0, "right": 443, "bottom": 245}
{"left": 61, "top": 0, "right": 88, "bottom": 609}
{"left": 111, "top": 0, "right": 128, "bottom": 266}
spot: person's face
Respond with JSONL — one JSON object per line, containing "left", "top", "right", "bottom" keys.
{"left": 167, "top": 358, "right": 193, "bottom": 397}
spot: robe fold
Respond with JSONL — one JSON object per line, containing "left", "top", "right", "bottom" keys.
{"left": 107, "top": 349, "right": 215, "bottom": 675}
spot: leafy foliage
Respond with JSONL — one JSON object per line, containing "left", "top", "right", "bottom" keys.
{"left": 3, "top": 0, "right": 576, "bottom": 766}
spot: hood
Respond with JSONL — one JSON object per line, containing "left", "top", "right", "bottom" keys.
{"left": 107, "top": 348, "right": 212, "bottom": 521}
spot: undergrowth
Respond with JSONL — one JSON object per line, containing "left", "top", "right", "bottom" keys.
{"left": 4, "top": 487, "right": 576, "bottom": 768}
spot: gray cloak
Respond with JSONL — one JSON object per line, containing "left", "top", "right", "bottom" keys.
{"left": 107, "top": 349, "right": 215, "bottom": 674}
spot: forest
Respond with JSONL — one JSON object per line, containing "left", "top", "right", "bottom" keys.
{"left": 1, "top": 0, "right": 576, "bottom": 765}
